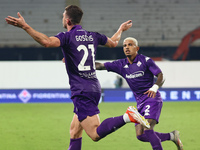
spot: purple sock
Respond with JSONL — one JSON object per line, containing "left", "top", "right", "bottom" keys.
{"left": 156, "top": 132, "right": 170, "bottom": 142}
{"left": 68, "top": 137, "right": 82, "bottom": 150}
{"left": 96, "top": 115, "right": 126, "bottom": 139}
{"left": 137, "top": 132, "right": 170, "bottom": 142}
{"left": 144, "top": 130, "right": 163, "bottom": 150}
{"left": 137, "top": 134, "right": 149, "bottom": 142}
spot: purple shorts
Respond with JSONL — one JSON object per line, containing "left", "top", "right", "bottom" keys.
{"left": 135, "top": 93, "right": 163, "bottom": 124}
{"left": 71, "top": 92, "right": 101, "bottom": 121}
{"left": 135, "top": 92, "right": 163, "bottom": 125}
{"left": 137, "top": 100, "right": 163, "bottom": 123}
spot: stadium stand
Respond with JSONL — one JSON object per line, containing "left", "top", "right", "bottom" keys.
{"left": 0, "top": 0, "right": 200, "bottom": 47}
{"left": 80, "top": 0, "right": 200, "bottom": 46}
{"left": 0, "top": 0, "right": 200, "bottom": 61}
{"left": 0, "top": 0, "right": 65, "bottom": 47}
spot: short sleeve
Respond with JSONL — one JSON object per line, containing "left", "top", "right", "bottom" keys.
{"left": 94, "top": 32, "right": 108, "bottom": 45}
{"left": 104, "top": 60, "right": 122, "bottom": 75}
{"left": 55, "top": 32, "right": 69, "bottom": 47}
{"left": 146, "top": 57, "right": 162, "bottom": 76}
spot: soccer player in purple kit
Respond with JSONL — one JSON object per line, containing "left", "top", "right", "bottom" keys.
{"left": 5, "top": 5, "right": 150, "bottom": 150}
{"left": 96, "top": 37, "right": 184, "bottom": 150}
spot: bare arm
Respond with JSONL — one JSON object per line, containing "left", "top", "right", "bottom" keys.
{"left": 155, "top": 72, "right": 165, "bottom": 87}
{"left": 105, "top": 20, "right": 132, "bottom": 48}
{"left": 5, "top": 12, "right": 60, "bottom": 47}
{"left": 95, "top": 62, "right": 106, "bottom": 70}
{"left": 63, "top": 60, "right": 106, "bottom": 70}
{"left": 144, "top": 72, "right": 165, "bottom": 98}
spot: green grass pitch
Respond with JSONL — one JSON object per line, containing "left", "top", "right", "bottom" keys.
{"left": 0, "top": 102, "right": 199, "bottom": 150}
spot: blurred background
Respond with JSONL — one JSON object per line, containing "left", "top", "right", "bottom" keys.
{"left": 1, "top": 0, "right": 200, "bottom": 60}
{"left": 0, "top": 0, "right": 200, "bottom": 102}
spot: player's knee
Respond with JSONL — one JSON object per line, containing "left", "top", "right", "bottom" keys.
{"left": 70, "top": 129, "right": 81, "bottom": 139}
{"left": 69, "top": 130, "right": 76, "bottom": 138}
{"left": 137, "top": 135, "right": 142, "bottom": 141}
{"left": 87, "top": 133, "right": 101, "bottom": 142}
{"left": 137, "top": 135, "right": 146, "bottom": 142}
{"left": 91, "top": 136, "right": 101, "bottom": 142}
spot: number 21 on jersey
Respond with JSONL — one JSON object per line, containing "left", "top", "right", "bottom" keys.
{"left": 77, "top": 44, "right": 95, "bottom": 71}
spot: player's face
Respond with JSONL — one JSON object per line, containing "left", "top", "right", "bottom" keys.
{"left": 123, "top": 40, "right": 139, "bottom": 57}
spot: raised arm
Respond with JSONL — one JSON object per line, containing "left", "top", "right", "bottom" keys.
{"left": 5, "top": 12, "right": 60, "bottom": 48}
{"left": 95, "top": 62, "right": 106, "bottom": 70}
{"left": 105, "top": 20, "right": 132, "bottom": 48}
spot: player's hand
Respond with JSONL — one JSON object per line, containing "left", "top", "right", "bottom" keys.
{"left": 5, "top": 12, "right": 27, "bottom": 29}
{"left": 119, "top": 20, "right": 132, "bottom": 32}
{"left": 144, "top": 90, "right": 156, "bottom": 98}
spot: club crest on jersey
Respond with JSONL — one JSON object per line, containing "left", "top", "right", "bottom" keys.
{"left": 137, "top": 61, "right": 142, "bottom": 67}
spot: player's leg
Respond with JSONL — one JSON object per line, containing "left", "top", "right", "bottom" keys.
{"left": 81, "top": 113, "right": 127, "bottom": 141}
{"left": 135, "top": 120, "right": 183, "bottom": 150}
{"left": 135, "top": 119, "right": 164, "bottom": 150}
{"left": 170, "top": 130, "right": 184, "bottom": 150}
{"left": 136, "top": 97, "right": 163, "bottom": 150}
{"left": 135, "top": 123, "right": 170, "bottom": 142}
{"left": 95, "top": 105, "right": 150, "bottom": 140}
{"left": 80, "top": 114, "right": 101, "bottom": 141}
{"left": 72, "top": 92, "right": 149, "bottom": 142}
{"left": 70, "top": 114, "right": 84, "bottom": 139}
{"left": 81, "top": 106, "right": 150, "bottom": 141}
{"left": 68, "top": 114, "right": 83, "bottom": 150}
{"left": 144, "top": 119, "right": 163, "bottom": 150}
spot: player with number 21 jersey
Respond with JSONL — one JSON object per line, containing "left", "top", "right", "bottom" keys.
{"left": 55, "top": 25, "right": 107, "bottom": 97}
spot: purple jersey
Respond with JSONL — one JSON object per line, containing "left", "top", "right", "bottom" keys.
{"left": 104, "top": 54, "right": 162, "bottom": 104}
{"left": 55, "top": 25, "right": 107, "bottom": 97}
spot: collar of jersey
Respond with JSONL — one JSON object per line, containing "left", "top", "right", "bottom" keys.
{"left": 71, "top": 25, "right": 82, "bottom": 30}
{"left": 125, "top": 54, "right": 139, "bottom": 64}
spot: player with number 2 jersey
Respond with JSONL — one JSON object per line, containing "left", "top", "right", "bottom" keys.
{"left": 95, "top": 37, "right": 183, "bottom": 150}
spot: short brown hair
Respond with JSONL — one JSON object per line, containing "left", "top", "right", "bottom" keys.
{"left": 65, "top": 5, "right": 83, "bottom": 25}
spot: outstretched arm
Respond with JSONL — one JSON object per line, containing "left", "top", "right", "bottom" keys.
{"left": 105, "top": 20, "right": 132, "bottom": 48}
{"left": 5, "top": 12, "right": 60, "bottom": 47}
{"left": 144, "top": 72, "right": 165, "bottom": 98}
{"left": 95, "top": 62, "right": 106, "bottom": 70}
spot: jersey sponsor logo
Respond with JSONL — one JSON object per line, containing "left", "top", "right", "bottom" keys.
{"left": 75, "top": 35, "right": 93, "bottom": 41}
{"left": 126, "top": 71, "right": 144, "bottom": 79}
